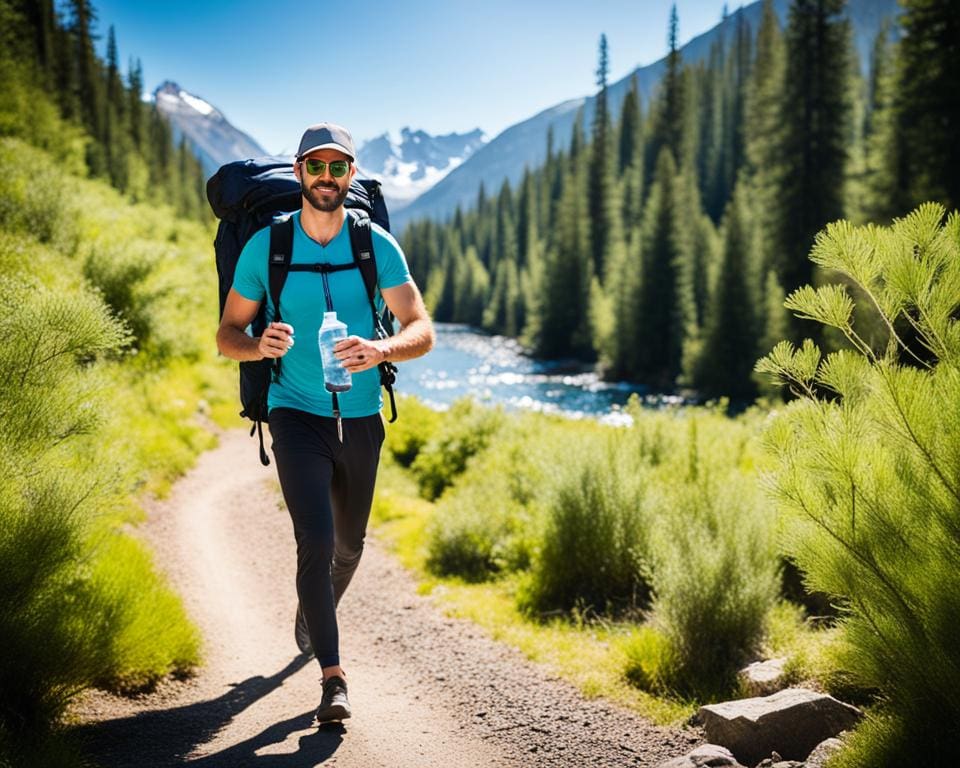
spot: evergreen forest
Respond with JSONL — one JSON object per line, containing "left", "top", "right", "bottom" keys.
{"left": 400, "top": 0, "right": 959, "bottom": 401}
{"left": 0, "top": 0, "right": 210, "bottom": 220}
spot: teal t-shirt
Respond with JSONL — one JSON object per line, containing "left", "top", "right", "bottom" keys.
{"left": 232, "top": 211, "right": 411, "bottom": 417}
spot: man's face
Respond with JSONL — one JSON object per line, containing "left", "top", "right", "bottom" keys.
{"left": 296, "top": 149, "right": 354, "bottom": 212}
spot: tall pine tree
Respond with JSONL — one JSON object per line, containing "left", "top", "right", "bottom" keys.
{"left": 634, "top": 149, "right": 691, "bottom": 386}
{"left": 618, "top": 75, "right": 645, "bottom": 232}
{"left": 536, "top": 116, "right": 593, "bottom": 359}
{"left": 691, "top": 180, "right": 759, "bottom": 400}
{"left": 647, "top": 5, "right": 686, "bottom": 178}
{"left": 744, "top": 0, "right": 786, "bottom": 278}
{"left": 861, "top": 20, "right": 909, "bottom": 221}
{"left": 588, "top": 34, "right": 616, "bottom": 280}
{"left": 895, "top": 0, "right": 960, "bottom": 212}
{"left": 774, "top": 0, "right": 852, "bottom": 331}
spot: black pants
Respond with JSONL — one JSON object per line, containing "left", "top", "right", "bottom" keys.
{"left": 269, "top": 408, "right": 385, "bottom": 669}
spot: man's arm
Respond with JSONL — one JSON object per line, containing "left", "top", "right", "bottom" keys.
{"left": 335, "top": 281, "right": 434, "bottom": 374}
{"left": 217, "top": 288, "right": 295, "bottom": 361}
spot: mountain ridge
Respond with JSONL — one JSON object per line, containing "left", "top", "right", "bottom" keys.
{"left": 393, "top": 0, "right": 899, "bottom": 230}
{"left": 356, "top": 127, "right": 487, "bottom": 212}
{"left": 153, "top": 81, "right": 266, "bottom": 178}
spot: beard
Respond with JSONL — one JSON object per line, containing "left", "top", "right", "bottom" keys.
{"left": 301, "top": 176, "right": 349, "bottom": 212}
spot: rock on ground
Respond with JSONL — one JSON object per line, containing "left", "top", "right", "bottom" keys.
{"left": 699, "top": 688, "right": 861, "bottom": 766}
{"left": 657, "top": 743, "right": 746, "bottom": 767}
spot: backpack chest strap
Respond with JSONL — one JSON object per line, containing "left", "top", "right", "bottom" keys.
{"left": 286, "top": 261, "right": 360, "bottom": 274}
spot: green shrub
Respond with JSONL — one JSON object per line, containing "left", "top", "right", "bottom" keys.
{"left": 426, "top": 459, "right": 531, "bottom": 580}
{"left": 0, "top": 280, "right": 126, "bottom": 743}
{"left": 756, "top": 204, "right": 960, "bottom": 764}
{"left": 648, "top": 469, "right": 779, "bottom": 698}
{"left": 410, "top": 398, "right": 505, "bottom": 500}
{"left": 0, "top": 139, "right": 80, "bottom": 253}
{"left": 83, "top": 238, "right": 206, "bottom": 360}
{"left": 384, "top": 394, "right": 443, "bottom": 466}
{"left": 519, "top": 442, "right": 652, "bottom": 617}
{"left": 425, "top": 414, "right": 560, "bottom": 580}
{"left": 426, "top": 498, "right": 511, "bottom": 581}
{"left": 0, "top": 278, "right": 130, "bottom": 450}
{"left": 622, "top": 625, "right": 681, "bottom": 696}
{"left": 0, "top": 469, "right": 105, "bottom": 739}
{"left": 0, "top": 251, "right": 201, "bottom": 759}
{"left": 88, "top": 532, "right": 200, "bottom": 690}
{"left": 83, "top": 243, "right": 157, "bottom": 348}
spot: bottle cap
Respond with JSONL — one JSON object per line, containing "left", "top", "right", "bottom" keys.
{"left": 323, "top": 311, "right": 337, "bottom": 321}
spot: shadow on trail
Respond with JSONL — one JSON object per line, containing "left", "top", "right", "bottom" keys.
{"left": 188, "top": 718, "right": 345, "bottom": 767}
{"left": 70, "top": 654, "right": 341, "bottom": 768}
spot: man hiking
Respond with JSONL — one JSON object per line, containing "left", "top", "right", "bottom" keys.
{"left": 216, "top": 122, "right": 434, "bottom": 722}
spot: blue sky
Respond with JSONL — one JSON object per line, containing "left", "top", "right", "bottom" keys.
{"left": 92, "top": 0, "right": 735, "bottom": 154}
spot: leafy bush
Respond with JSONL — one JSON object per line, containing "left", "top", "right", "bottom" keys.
{"left": 383, "top": 394, "right": 443, "bottom": 467}
{"left": 622, "top": 625, "right": 680, "bottom": 695}
{"left": 609, "top": 407, "right": 780, "bottom": 698}
{"left": 0, "top": 139, "right": 80, "bottom": 253}
{"left": 87, "top": 533, "right": 200, "bottom": 690}
{"left": 83, "top": 238, "right": 208, "bottom": 360}
{"left": 756, "top": 204, "right": 960, "bottom": 764}
{"left": 425, "top": 416, "right": 551, "bottom": 580}
{"left": 519, "top": 441, "right": 653, "bottom": 617}
{"left": 410, "top": 398, "right": 505, "bottom": 500}
{"left": 647, "top": 469, "right": 779, "bottom": 698}
{"left": 83, "top": 243, "right": 158, "bottom": 349}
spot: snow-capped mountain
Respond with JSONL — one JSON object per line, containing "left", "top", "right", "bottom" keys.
{"left": 153, "top": 81, "right": 266, "bottom": 178}
{"left": 356, "top": 127, "right": 487, "bottom": 212}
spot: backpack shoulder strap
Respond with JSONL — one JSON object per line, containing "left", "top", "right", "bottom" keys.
{"left": 346, "top": 210, "right": 399, "bottom": 423}
{"left": 268, "top": 215, "right": 295, "bottom": 322}
{"left": 346, "top": 209, "right": 378, "bottom": 311}
{"left": 266, "top": 215, "right": 295, "bottom": 388}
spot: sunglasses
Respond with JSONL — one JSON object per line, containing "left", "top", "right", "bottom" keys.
{"left": 301, "top": 158, "right": 350, "bottom": 178}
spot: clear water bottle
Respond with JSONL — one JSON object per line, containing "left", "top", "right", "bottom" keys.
{"left": 318, "top": 311, "right": 351, "bottom": 393}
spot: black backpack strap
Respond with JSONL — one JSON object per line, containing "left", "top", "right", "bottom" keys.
{"left": 346, "top": 210, "right": 379, "bottom": 318}
{"left": 346, "top": 210, "right": 399, "bottom": 423}
{"left": 268, "top": 215, "right": 295, "bottom": 324}
{"left": 267, "top": 216, "right": 296, "bottom": 383}
{"left": 247, "top": 215, "right": 294, "bottom": 467}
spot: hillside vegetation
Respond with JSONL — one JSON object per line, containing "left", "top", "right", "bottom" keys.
{"left": 0, "top": 133, "right": 234, "bottom": 766}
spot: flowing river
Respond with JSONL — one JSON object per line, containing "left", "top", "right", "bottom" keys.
{"left": 397, "top": 323, "right": 685, "bottom": 424}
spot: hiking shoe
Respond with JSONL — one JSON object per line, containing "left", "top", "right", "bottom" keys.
{"left": 295, "top": 603, "right": 313, "bottom": 657}
{"left": 315, "top": 675, "right": 351, "bottom": 722}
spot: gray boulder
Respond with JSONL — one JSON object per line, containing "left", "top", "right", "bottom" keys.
{"left": 699, "top": 688, "right": 862, "bottom": 766}
{"left": 657, "top": 743, "right": 747, "bottom": 767}
{"left": 756, "top": 754, "right": 803, "bottom": 768}
{"left": 738, "top": 658, "right": 789, "bottom": 696}
{"left": 804, "top": 737, "right": 845, "bottom": 767}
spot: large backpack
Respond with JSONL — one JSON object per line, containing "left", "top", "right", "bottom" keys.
{"left": 207, "top": 156, "right": 398, "bottom": 465}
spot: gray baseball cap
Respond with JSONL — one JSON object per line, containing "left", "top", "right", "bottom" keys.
{"left": 296, "top": 122, "right": 356, "bottom": 161}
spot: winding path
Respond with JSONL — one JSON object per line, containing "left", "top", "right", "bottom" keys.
{"left": 72, "top": 428, "right": 700, "bottom": 767}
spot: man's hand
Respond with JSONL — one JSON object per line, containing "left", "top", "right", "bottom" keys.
{"left": 258, "top": 322, "right": 295, "bottom": 359}
{"left": 334, "top": 335, "right": 389, "bottom": 373}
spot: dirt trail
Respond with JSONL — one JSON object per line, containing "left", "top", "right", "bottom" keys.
{"left": 72, "top": 428, "right": 700, "bottom": 767}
